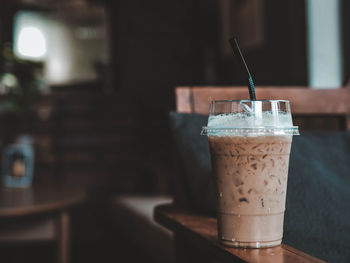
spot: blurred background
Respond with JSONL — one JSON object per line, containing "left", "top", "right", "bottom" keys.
{"left": 0, "top": 0, "right": 348, "bottom": 262}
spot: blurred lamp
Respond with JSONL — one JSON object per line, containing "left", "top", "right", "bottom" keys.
{"left": 16, "top": 26, "right": 47, "bottom": 59}
{"left": 13, "top": 11, "right": 48, "bottom": 61}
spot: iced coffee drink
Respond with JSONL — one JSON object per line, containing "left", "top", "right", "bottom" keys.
{"left": 202, "top": 100, "right": 299, "bottom": 248}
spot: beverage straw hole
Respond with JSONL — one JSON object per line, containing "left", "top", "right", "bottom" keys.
{"left": 240, "top": 103, "right": 253, "bottom": 113}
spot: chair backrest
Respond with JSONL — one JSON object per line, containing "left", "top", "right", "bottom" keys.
{"left": 176, "top": 86, "right": 350, "bottom": 131}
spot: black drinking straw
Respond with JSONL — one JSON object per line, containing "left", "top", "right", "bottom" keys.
{"left": 229, "top": 37, "right": 256, "bottom": 101}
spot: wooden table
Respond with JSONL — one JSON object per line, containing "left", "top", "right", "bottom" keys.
{"left": 154, "top": 204, "right": 325, "bottom": 263}
{"left": 0, "top": 178, "right": 87, "bottom": 263}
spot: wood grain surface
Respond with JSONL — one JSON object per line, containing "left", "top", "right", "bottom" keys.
{"left": 176, "top": 86, "right": 350, "bottom": 115}
{"left": 0, "top": 177, "right": 87, "bottom": 218}
{"left": 154, "top": 204, "right": 326, "bottom": 263}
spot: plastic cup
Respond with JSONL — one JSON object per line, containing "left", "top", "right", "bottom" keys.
{"left": 201, "top": 100, "right": 299, "bottom": 248}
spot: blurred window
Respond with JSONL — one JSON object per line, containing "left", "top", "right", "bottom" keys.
{"left": 13, "top": 9, "right": 109, "bottom": 85}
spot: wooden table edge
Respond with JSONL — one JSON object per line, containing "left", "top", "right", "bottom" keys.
{"left": 0, "top": 193, "right": 87, "bottom": 218}
{"left": 281, "top": 244, "right": 326, "bottom": 263}
{"left": 154, "top": 204, "right": 326, "bottom": 263}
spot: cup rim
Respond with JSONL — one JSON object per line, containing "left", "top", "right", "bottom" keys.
{"left": 201, "top": 126, "right": 300, "bottom": 136}
{"left": 211, "top": 99, "right": 290, "bottom": 103}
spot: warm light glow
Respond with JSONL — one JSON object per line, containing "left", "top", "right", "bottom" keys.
{"left": 13, "top": 10, "right": 109, "bottom": 84}
{"left": 16, "top": 26, "right": 47, "bottom": 59}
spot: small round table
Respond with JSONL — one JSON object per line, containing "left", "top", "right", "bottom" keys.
{"left": 0, "top": 178, "right": 87, "bottom": 263}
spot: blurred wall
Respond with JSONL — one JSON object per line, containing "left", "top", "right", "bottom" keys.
{"left": 104, "top": 0, "right": 307, "bottom": 193}
{"left": 107, "top": 0, "right": 307, "bottom": 98}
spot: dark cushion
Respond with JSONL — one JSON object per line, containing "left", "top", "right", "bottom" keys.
{"left": 169, "top": 112, "right": 350, "bottom": 263}
{"left": 284, "top": 132, "right": 350, "bottom": 262}
{"left": 169, "top": 112, "right": 215, "bottom": 214}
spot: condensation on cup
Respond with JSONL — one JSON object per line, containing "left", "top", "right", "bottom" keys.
{"left": 201, "top": 100, "right": 299, "bottom": 248}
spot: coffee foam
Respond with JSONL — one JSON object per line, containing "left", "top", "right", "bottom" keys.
{"left": 208, "top": 111, "right": 293, "bottom": 128}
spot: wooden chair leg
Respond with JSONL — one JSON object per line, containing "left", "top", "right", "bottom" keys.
{"left": 57, "top": 211, "right": 70, "bottom": 263}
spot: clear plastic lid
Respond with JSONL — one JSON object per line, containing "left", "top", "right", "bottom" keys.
{"left": 201, "top": 100, "right": 300, "bottom": 136}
